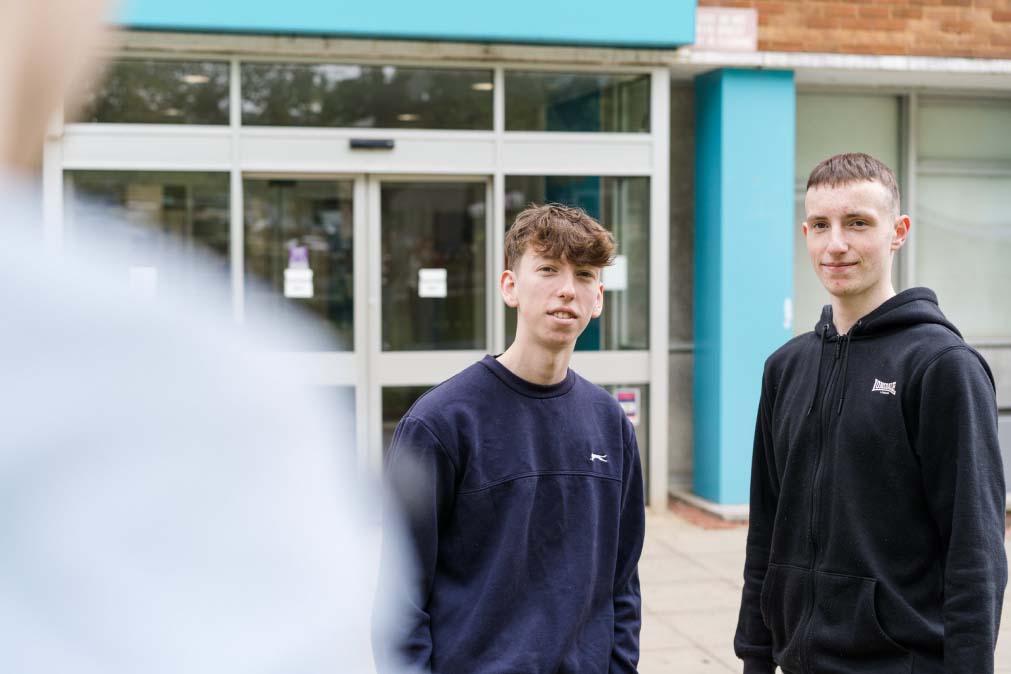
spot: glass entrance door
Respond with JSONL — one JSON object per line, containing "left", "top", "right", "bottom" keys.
{"left": 240, "top": 174, "right": 492, "bottom": 475}
{"left": 368, "top": 176, "right": 493, "bottom": 472}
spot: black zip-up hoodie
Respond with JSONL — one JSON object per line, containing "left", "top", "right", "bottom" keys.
{"left": 734, "top": 288, "right": 1007, "bottom": 674}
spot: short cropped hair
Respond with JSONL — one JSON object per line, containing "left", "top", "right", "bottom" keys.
{"left": 806, "top": 152, "right": 901, "bottom": 216}
{"left": 505, "top": 203, "right": 616, "bottom": 270}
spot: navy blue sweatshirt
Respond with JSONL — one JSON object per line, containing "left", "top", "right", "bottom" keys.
{"left": 735, "top": 288, "right": 1007, "bottom": 674}
{"left": 380, "top": 355, "right": 645, "bottom": 674}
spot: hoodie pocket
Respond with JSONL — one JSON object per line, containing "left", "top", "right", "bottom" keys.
{"left": 759, "top": 563, "right": 810, "bottom": 672}
{"left": 808, "top": 571, "right": 911, "bottom": 674}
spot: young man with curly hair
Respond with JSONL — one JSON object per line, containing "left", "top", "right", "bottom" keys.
{"left": 380, "top": 204, "right": 645, "bottom": 674}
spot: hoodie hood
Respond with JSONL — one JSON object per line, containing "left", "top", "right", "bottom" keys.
{"left": 814, "top": 287, "right": 961, "bottom": 340}
{"left": 809, "top": 288, "right": 976, "bottom": 417}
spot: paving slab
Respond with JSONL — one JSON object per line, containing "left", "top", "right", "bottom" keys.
{"left": 638, "top": 506, "right": 1011, "bottom": 674}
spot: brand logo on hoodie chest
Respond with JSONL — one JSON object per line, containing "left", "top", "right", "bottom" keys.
{"left": 871, "top": 379, "right": 897, "bottom": 396}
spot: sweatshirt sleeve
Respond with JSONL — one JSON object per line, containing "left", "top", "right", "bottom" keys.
{"left": 610, "top": 416, "right": 645, "bottom": 674}
{"left": 915, "top": 347, "right": 1007, "bottom": 674}
{"left": 734, "top": 366, "right": 778, "bottom": 674}
{"left": 376, "top": 415, "right": 458, "bottom": 674}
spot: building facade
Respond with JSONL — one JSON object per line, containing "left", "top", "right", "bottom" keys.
{"left": 43, "top": 0, "right": 1011, "bottom": 509}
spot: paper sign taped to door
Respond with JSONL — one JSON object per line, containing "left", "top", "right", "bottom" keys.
{"left": 418, "top": 268, "right": 447, "bottom": 298}
{"left": 284, "top": 245, "right": 313, "bottom": 298}
{"left": 284, "top": 268, "right": 314, "bottom": 298}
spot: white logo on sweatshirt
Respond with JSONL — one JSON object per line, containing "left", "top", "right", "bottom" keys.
{"left": 590, "top": 453, "right": 608, "bottom": 463}
{"left": 871, "top": 379, "right": 897, "bottom": 396}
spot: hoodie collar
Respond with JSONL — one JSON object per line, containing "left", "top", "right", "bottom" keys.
{"left": 813, "top": 287, "right": 960, "bottom": 340}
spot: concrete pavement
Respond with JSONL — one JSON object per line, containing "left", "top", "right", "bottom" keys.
{"left": 638, "top": 504, "right": 1011, "bottom": 673}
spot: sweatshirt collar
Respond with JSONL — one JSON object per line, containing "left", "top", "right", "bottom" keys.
{"left": 479, "top": 354, "right": 577, "bottom": 399}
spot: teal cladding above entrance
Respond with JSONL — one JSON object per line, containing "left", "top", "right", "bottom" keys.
{"left": 115, "top": 0, "right": 697, "bottom": 48}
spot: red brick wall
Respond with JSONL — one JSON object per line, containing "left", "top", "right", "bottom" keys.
{"left": 697, "top": 0, "right": 1011, "bottom": 58}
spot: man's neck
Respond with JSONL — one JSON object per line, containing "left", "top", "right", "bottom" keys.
{"left": 832, "top": 285, "right": 896, "bottom": 335}
{"left": 496, "top": 340, "right": 573, "bottom": 386}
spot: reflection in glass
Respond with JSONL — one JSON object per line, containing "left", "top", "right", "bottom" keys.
{"left": 78, "top": 59, "right": 230, "bottom": 125}
{"left": 381, "top": 182, "right": 486, "bottom": 351}
{"left": 64, "top": 171, "right": 230, "bottom": 300}
{"left": 241, "top": 63, "right": 493, "bottom": 129}
{"left": 504, "top": 176, "right": 649, "bottom": 351}
{"left": 505, "top": 71, "right": 650, "bottom": 132}
{"left": 382, "top": 386, "right": 432, "bottom": 456}
{"left": 244, "top": 179, "right": 355, "bottom": 350}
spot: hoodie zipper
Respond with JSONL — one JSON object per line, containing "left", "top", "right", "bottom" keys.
{"left": 800, "top": 335, "right": 844, "bottom": 674}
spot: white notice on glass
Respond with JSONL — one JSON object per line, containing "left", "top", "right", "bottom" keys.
{"left": 418, "top": 268, "right": 448, "bottom": 298}
{"left": 284, "top": 268, "right": 314, "bottom": 298}
{"left": 602, "top": 254, "right": 628, "bottom": 292}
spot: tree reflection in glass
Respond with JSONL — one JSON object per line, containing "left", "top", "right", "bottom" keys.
{"left": 241, "top": 63, "right": 493, "bottom": 130}
{"left": 78, "top": 59, "right": 230, "bottom": 125}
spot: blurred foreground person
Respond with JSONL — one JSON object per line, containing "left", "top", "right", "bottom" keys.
{"left": 0, "top": 2, "right": 403, "bottom": 673}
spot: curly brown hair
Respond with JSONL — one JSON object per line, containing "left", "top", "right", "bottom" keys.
{"left": 504, "top": 203, "right": 616, "bottom": 270}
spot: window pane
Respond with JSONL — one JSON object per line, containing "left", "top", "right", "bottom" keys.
{"left": 505, "top": 71, "right": 650, "bottom": 132}
{"left": 919, "top": 99, "right": 1011, "bottom": 162}
{"left": 916, "top": 174, "right": 1011, "bottom": 340}
{"left": 504, "top": 176, "right": 650, "bottom": 350}
{"left": 241, "top": 63, "right": 493, "bottom": 129}
{"left": 78, "top": 59, "right": 230, "bottom": 125}
{"left": 64, "top": 170, "right": 230, "bottom": 299}
{"left": 382, "top": 386, "right": 432, "bottom": 457}
{"left": 669, "top": 83, "right": 695, "bottom": 344}
{"left": 243, "top": 179, "right": 355, "bottom": 351}
{"left": 667, "top": 353, "right": 693, "bottom": 491}
{"left": 794, "top": 93, "right": 902, "bottom": 334}
{"left": 381, "top": 182, "right": 487, "bottom": 351}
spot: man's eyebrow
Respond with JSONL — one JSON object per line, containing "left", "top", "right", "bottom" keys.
{"left": 805, "top": 209, "right": 877, "bottom": 220}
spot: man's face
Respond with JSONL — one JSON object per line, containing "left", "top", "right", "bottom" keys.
{"left": 500, "top": 250, "right": 604, "bottom": 352}
{"left": 803, "top": 180, "right": 909, "bottom": 303}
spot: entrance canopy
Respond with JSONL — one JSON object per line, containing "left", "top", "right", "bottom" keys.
{"left": 115, "top": 0, "right": 697, "bottom": 49}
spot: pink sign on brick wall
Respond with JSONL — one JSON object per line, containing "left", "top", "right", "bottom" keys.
{"left": 694, "top": 7, "right": 758, "bottom": 52}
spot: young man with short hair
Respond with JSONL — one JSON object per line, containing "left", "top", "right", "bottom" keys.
{"left": 380, "top": 204, "right": 645, "bottom": 674}
{"left": 735, "top": 153, "right": 1007, "bottom": 674}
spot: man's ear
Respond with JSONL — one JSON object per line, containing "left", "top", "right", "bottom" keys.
{"left": 500, "top": 269, "right": 519, "bottom": 308}
{"left": 591, "top": 281, "right": 604, "bottom": 319}
{"left": 892, "top": 214, "right": 911, "bottom": 251}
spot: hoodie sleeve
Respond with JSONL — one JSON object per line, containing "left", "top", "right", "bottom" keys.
{"left": 734, "top": 365, "right": 778, "bottom": 674}
{"left": 915, "top": 347, "right": 1007, "bottom": 674}
{"left": 610, "top": 416, "right": 645, "bottom": 674}
{"left": 375, "top": 415, "right": 458, "bottom": 674}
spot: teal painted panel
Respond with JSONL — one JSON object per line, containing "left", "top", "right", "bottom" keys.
{"left": 116, "top": 0, "right": 696, "bottom": 48}
{"left": 693, "top": 69, "right": 795, "bottom": 505}
{"left": 692, "top": 70, "right": 724, "bottom": 502}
